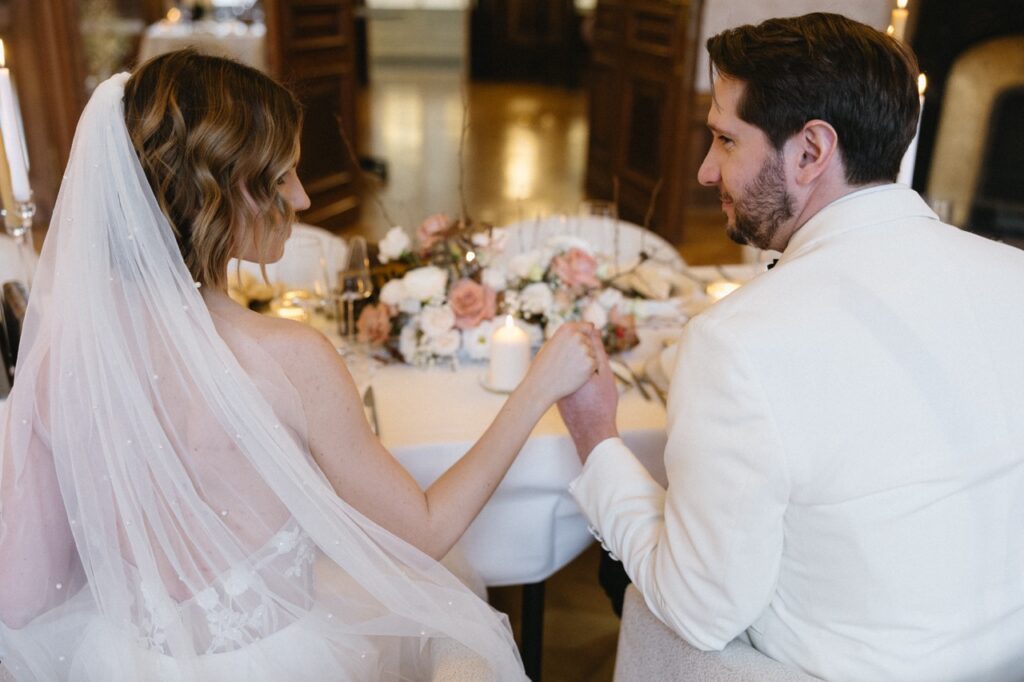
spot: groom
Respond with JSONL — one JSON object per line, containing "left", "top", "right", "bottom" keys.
{"left": 559, "top": 12, "right": 1024, "bottom": 681}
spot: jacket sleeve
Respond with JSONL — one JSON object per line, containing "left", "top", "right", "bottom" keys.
{"left": 570, "top": 314, "right": 789, "bottom": 650}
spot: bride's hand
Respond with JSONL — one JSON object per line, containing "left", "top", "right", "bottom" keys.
{"left": 522, "top": 322, "right": 602, "bottom": 404}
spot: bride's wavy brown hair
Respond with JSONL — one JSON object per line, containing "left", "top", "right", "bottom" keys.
{"left": 123, "top": 49, "right": 302, "bottom": 288}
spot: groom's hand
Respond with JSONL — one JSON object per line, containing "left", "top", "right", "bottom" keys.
{"left": 557, "top": 333, "right": 619, "bottom": 464}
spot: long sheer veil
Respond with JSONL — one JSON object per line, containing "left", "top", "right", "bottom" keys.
{"left": 0, "top": 73, "right": 525, "bottom": 680}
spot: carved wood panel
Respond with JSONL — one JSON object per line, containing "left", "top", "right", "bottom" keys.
{"left": 584, "top": 0, "right": 703, "bottom": 244}
{"left": 264, "top": 0, "right": 360, "bottom": 230}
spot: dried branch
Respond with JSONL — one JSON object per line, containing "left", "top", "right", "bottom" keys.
{"left": 458, "top": 80, "right": 471, "bottom": 226}
{"left": 335, "top": 113, "right": 397, "bottom": 229}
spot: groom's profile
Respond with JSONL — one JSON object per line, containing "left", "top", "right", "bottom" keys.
{"left": 560, "top": 12, "right": 1024, "bottom": 681}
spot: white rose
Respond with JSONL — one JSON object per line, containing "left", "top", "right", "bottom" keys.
{"left": 378, "top": 226, "right": 411, "bottom": 263}
{"left": 597, "top": 287, "right": 625, "bottom": 310}
{"left": 399, "top": 323, "right": 420, "bottom": 363}
{"left": 399, "top": 298, "right": 422, "bottom": 315}
{"left": 509, "top": 250, "right": 546, "bottom": 282}
{"left": 582, "top": 300, "right": 608, "bottom": 329}
{"left": 402, "top": 266, "right": 448, "bottom": 302}
{"left": 519, "top": 282, "right": 554, "bottom": 316}
{"left": 462, "top": 319, "right": 496, "bottom": 360}
{"left": 481, "top": 267, "right": 508, "bottom": 292}
{"left": 419, "top": 304, "right": 456, "bottom": 337}
{"left": 429, "top": 329, "right": 462, "bottom": 356}
{"left": 379, "top": 278, "right": 407, "bottom": 307}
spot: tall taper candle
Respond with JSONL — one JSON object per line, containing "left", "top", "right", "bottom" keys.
{"left": 0, "top": 40, "right": 30, "bottom": 202}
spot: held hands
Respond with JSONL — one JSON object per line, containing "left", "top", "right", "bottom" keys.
{"left": 557, "top": 339, "right": 619, "bottom": 464}
{"left": 525, "top": 322, "right": 604, "bottom": 405}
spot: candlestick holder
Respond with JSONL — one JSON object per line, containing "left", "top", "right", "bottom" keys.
{"left": 2, "top": 195, "right": 36, "bottom": 288}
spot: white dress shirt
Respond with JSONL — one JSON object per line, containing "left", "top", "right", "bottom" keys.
{"left": 572, "top": 185, "right": 1024, "bottom": 681}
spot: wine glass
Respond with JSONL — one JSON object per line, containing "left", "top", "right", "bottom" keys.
{"left": 268, "top": 234, "right": 329, "bottom": 321}
{"left": 337, "top": 236, "right": 373, "bottom": 343}
{"left": 579, "top": 199, "right": 619, "bottom": 262}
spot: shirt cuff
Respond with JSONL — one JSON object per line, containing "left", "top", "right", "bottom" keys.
{"left": 567, "top": 436, "right": 626, "bottom": 495}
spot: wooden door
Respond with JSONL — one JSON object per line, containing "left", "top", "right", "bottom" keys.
{"left": 584, "top": 0, "right": 703, "bottom": 244}
{"left": 264, "top": 0, "right": 361, "bottom": 230}
{"left": 470, "top": 0, "right": 584, "bottom": 86}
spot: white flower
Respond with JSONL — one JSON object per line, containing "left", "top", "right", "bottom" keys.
{"left": 519, "top": 282, "right": 554, "bottom": 316}
{"left": 378, "top": 226, "right": 411, "bottom": 264}
{"left": 462, "top": 319, "right": 497, "bottom": 360}
{"left": 582, "top": 300, "right": 608, "bottom": 329}
{"left": 379, "top": 278, "right": 407, "bottom": 307}
{"left": 509, "top": 250, "right": 546, "bottom": 282}
{"left": 597, "top": 287, "right": 625, "bottom": 310}
{"left": 419, "top": 304, "right": 456, "bottom": 337}
{"left": 429, "top": 329, "right": 461, "bottom": 356}
{"left": 481, "top": 267, "right": 508, "bottom": 292}
{"left": 399, "top": 323, "right": 420, "bottom": 363}
{"left": 399, "top": 298, "right": 422, "bottom": 315}
{"left": 402, "top": 266, "right": 448, "bottom": 302}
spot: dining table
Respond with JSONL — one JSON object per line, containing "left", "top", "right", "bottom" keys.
{"left": 306, "top": 261, "right": 764, "bottom": 678}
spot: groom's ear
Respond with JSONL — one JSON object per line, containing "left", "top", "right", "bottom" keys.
{"left": 787, "top": 119, "right": 839, "bottom": 186}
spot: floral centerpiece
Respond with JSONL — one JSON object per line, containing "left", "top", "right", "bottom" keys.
{"left": 356, "top": 214, "right": 672, "bottom": 367}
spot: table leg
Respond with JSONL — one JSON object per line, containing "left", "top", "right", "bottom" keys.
{"left": 520, "top": 580, "right": 545, "bottom": 681}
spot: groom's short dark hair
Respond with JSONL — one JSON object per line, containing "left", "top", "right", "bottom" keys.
{"left": 707, "top": 12, "right": 920, "bottom": 185}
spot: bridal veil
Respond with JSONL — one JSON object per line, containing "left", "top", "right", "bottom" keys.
{"left": 0, "top": 71, "right": 524, "bottom": 680}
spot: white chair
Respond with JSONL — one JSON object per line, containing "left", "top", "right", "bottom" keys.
{"left": 230, "top": 223, "right": 348, "bottom": 291}
{"left": 614, "top": 586, "right": 819, "bottom": 681}
{"left": 498, "top": 216, "right": 686, "bottom": 272}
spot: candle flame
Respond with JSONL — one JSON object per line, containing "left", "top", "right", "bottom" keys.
{"left": 166, "top": 7, "right": 182, "bottom": 22}
{"left": 466, "top": 250, "right": 476, "bottom": 263}
{"left": 917, "top": 73, "right": 927, "bottom": 96}
{"left": 886, "top": 25, "right": 895, "bottom": 36}
{"left": 0, "top": 39, "right": 6, "bottom": 69}
{"left": 897, "top": 0, "right": 908, "bottom": 8}
{"left": 504, "top": 315, "right": 515, "bottom": 329}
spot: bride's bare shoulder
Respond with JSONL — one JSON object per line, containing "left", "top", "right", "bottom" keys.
{"left": 250, "top": 314, "right": 341, "bottom": 371}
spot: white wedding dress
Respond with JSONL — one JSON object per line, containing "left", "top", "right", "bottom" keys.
{"left": 0, "top": 73, "right": 525, "bottom": 681}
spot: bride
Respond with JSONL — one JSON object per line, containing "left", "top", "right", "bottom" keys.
{"left": 0, "top": 50, "right": 600, "bottom": 680}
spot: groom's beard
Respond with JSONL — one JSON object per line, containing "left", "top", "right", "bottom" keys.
{"left": 725, "top": 152, "right": 794, "bottom": 251}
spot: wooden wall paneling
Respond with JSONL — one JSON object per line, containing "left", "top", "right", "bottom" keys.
{"left": 0, "top": 0, "right": 87, "bottom": 233}
{"left": 584, "top": 0, "right": 702, "bottom": 244}
{"left": 264, "top": 0, "right": 361, "bottom": 231}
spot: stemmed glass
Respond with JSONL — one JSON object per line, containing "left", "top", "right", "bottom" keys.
{"left": 269, "top": 234, "right": 329, "bottom": 321}
{"left": 337, "top": 236, "right": 373, "bottom": 343}
{"left": 579, "top": 199, "right": 619, "bottom": 263}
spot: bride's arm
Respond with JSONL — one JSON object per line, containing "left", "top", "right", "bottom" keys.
{"left": 0, "top": 407, "right": 82, "bottom": 629}
{"left": 268, "top": 323, "right": 599, "bottom": 560}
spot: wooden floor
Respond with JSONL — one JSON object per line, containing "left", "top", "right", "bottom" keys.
{"left": 350, "top": 63, "right": 740, "bottom": 681}
{"left": 352, "top": 64, "right": 742, "bottom": 267}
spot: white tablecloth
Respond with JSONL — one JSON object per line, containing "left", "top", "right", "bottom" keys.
{"left": 137, "top": 20, "right": 267, "bottom": 72}
{"left": 373, "top": 361, "right": 669, "bottom": 586}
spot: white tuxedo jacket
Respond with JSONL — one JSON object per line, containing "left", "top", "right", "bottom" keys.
{"left": 572, "top": 185, "right": 1024, "bottom": 681}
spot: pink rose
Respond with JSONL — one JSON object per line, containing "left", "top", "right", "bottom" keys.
{"left": 550, "top": 248, "right": 600, "bottom": 291}
{"left": 448, "top": 278, "right": 497, "bottom": 330}
{"left": 357, "top": 303, "right": 395, "bottom": 345}
{"left": 417, "top": 213, "right": 451, "bottom": 251}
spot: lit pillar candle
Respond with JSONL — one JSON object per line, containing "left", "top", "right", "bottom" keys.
{"left": 0, "top": 40, "right": 30, "bottom": 202}
{"left": 897, "top": 73, "right": 927, "bottom": 187}
{"left": 890, "top": 0, "right": 909, "bottom": 42}
{"left": 706, "top": 280, "right": 740, "bottom": 302}
{"left": 488, "top": 315, "right": 531, "bottom": 392}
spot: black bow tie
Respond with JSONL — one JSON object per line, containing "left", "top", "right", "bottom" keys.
{"left": 766, "top": 258, "right": 780, "bottom": 270}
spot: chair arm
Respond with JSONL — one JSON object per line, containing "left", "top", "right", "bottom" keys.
{"left": 613, "top": 585, "right": 819, "bottom": 681}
